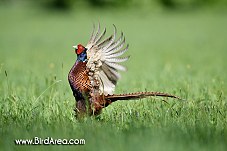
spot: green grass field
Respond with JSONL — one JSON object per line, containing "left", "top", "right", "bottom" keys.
{"left": 0, "top": 4, "right": 227, "bottom": 151}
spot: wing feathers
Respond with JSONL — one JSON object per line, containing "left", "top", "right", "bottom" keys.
{"left": 105, "top": 32, "right": 124, "bottom": 53}
{"left": 105, "top": 56, "right": 129, "bottom": 63}
{"left": 104, "top": 62, "right": 127, "bottom": 71}
{"left": 102, "top": 63, "right": 121, "bottom": 83}
{"left": 93, "top": 23, "right": 101, "bottom": 42}
{"left": 85, "top": 24, "right": 129, "bottom": 95}
{"left": 99, "top": 70, "right": 115, "bottom": 95}
{"left": 94, "top": 27, "right": 106, "bottom": 44}
{"left": 88, "top": 23, "right": 96, "bottom": 44}
{"left": 105, "top": 44, "right": 129, "bottom": 58}
{"left": 102, "top": 25, "right": 117, "bottom": 51}
{"left": 106, "top": 37, "right": 126, "bottom": 55}
{"left": 97, "top": 35, "right": 113, "bottom": 48}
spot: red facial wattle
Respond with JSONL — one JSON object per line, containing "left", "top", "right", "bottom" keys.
{"left": 76, "top": 44, "right": 85, "bottom": 55}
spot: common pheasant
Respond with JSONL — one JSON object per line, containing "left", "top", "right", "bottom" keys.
{"left": 68, "top": 24, "right": 181, "bottom": 117}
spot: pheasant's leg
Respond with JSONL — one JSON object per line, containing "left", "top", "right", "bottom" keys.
{"left": 89, "top": 94, "right": 102, "bottom": 115}
{"left": 75, "top": 95, "right": 92, "bottom": 118}
{"left": 89, "top": 97, "right": 113, "bottom": 116}
{"left": 74, "top": 99, "right": 86, "bottom": 118}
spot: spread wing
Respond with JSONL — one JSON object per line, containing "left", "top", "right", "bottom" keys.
{"left": 85, "top": 24, "right": 129, "bottom": 95}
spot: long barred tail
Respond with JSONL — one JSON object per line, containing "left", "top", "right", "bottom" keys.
{"left": 105, "top": 91, "right": 182, "bottom": 102}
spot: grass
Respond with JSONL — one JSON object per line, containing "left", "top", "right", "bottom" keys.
{"left": 0, "top": 4, "right": 227, "bottom": 151}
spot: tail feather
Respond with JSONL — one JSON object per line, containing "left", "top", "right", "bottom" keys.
{"left": 105, "top": 91, "right": 182, "bottom": 102}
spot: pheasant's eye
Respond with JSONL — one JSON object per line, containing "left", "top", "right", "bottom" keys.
{"left": 75, "top": 49, "right": 78, "bottom": 54}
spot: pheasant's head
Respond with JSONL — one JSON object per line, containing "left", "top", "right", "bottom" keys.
{"left": 73, "top": 44, "right": 87, "bottom": 62}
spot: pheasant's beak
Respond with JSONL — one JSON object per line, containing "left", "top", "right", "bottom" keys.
{"left": 72, "top": 45, "right": 77, "bottom": 49}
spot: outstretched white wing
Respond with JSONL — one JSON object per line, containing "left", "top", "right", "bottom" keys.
{"left": 85, "top": 24, "right": 129, "bottom": 95}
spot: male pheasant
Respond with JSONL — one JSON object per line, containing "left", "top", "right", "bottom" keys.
{"left": 68, "top": 24, "right": 181, "bottom": 117}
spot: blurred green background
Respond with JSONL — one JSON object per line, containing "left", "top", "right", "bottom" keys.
{"left": 0, "top": 0, "right": 227, "bottom": 151}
